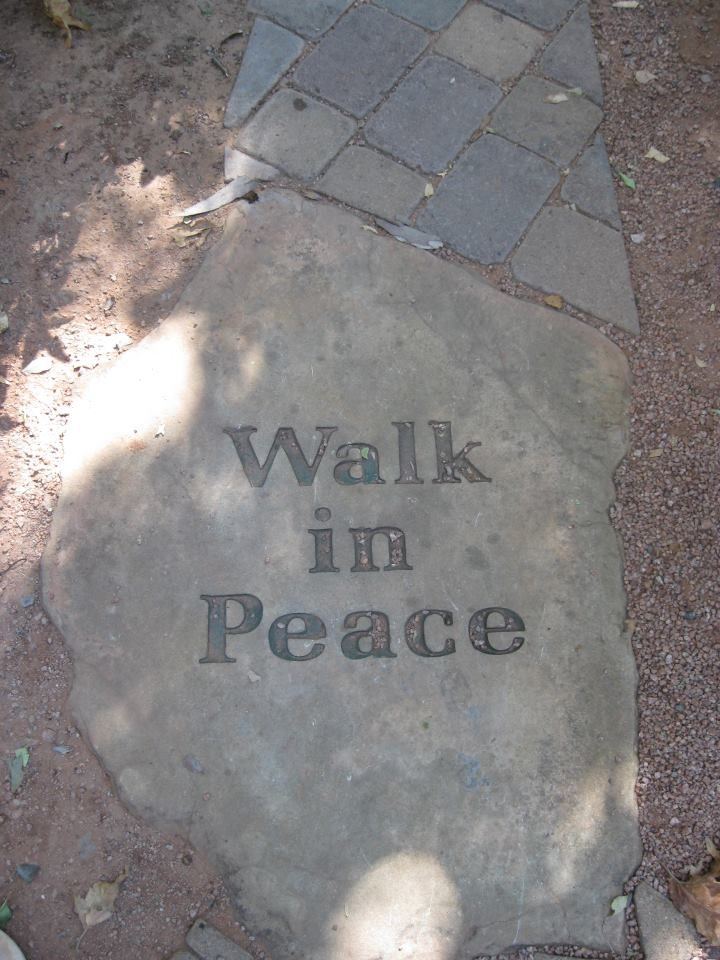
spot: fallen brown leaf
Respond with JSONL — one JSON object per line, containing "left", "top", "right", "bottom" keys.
{"left": 74, "top": 868, "right": 127, "bottom": 932}
{"left": 669, "top": 843, "right": 720, "bottom": 945}
{"left": 42, "top": 0, "right": 90, "bottom": 47}
{"left": 544, "top": 294, "right": 564, "bottom": 310}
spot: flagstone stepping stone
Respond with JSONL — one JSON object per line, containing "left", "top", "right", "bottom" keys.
{"left": 223, "top": 18, "right": 305, "bottom": 128}
{"left": 491, "top": 76, "right": 603, "bottom": 167}
{"left": 512, "top": 206, "right": 640, "bottom": 332}
{"left": 318, "top": 146, "right": 426, "bottom": 221}
{"left": 44, "top": 190, "right": 640, "bottom": 960}
{"left": 293, "top": 5, "right": 428, "bottom": 118}
{"left": 417, "top": 134, "right": 558, "bottom": 262}
{"left": 434, "top": 2, "right": 544, "bottom": 84}
{"left": 364, "top": 55, "right": 502, "bottom": 174}
{"left": 540, "top": 4, "right": 604, "bottom": 106}
{"left": 484, "top": 0, "right": 579, "bottom": 30}
{"left": 248, "top": 0, "right": 354, "bottom": 39}
{"left": 235, "top": 89, "right": 355, "bottom": 179}
{"left": 372, "top": 0, "right": 466, "bottom": 30}
{"left": 562, "top": 136, "right": 621, "bottom": 229}
{"left": 635, "top": 882, "right": 700, "bottom": 960}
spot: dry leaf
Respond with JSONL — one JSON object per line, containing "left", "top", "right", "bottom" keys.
{"left": 43, "top": 0, "right": 90, "bottom": 46}
{"left": 648, "top": 448, "right": 663, "bottom": 458}
{"left": 669, "top": 848, "right": 720, "bottom": 944}
{"left": 362, "top": 225, "right": 378, "bottom": 234}
{"left": 424, "top": 183, "right": 434, "bottom": 198}
{"left": 544, "top": 294, "right": 564, "bottom": 310}
{"left": 645, "top": 146, "right": 669, "bottom": 164}
{"left": 635, "top": 69, "right": 657, "bottom": 84}
{"left": 545, "top": 92, "right": 569, "bottom": 103}
{"left": 170, "top": 219, "right": 211, "bottom": 247}
{"left": 613, "top": 1, "right": 640, "bottom": 7}
{"left": 695, "top": 357, "right": 709, "bottom": 368}
{"left": 23, "top": 355, "right": 52, "bottom": 375}
{"left": 74, "top": 869, "right": 127, "bottom": 931}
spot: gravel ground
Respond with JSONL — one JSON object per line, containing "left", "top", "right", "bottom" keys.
{"left": 0, "top": 0, "right": 718, "bottom": 958}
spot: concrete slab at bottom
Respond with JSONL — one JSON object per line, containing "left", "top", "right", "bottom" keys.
{"left": 635, "top": 882, "right": 701, "bottom": 960}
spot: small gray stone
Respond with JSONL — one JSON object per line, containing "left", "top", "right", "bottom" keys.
{"left": 541, "top": 4, "right": 604, "bottom": 105}
{"left": 512, "top": 206, "right": 639, "bottom": 332}
{"left": 365, "top": 55, "right": 501, "bottom": 173}
{"left": 635, "top": 882, "right": 700, "bottom": 960}
{"left": 236, "top": 89, "right": 355, "bottom": 179}
{"left": 484, "top": 0, "right": 579, "bottom": 30}
{"left": 20, "top": 595, "right": 34, "bottom": 608}
{"left": 435, "top": 3, "right": 544, "bottom": 83}
{"left": 224, "top": 19, "right": 305, "bottom": 128}
{"left": 248, "top": 0, "right": 353, "bottom": 39}
{"left": 562, "top": 136, "right": 621, "bottom": 229}
{"left": 492, "top": 76, "right": 603, "bottom": 166}
{"left": 318, "top": 146, "right": 426, "bottom": 221}
{"left": 417, "top": 134, "right": 558, "bottom": 262}
{"left": 372, "top": 0, "right": 466, "bottom": 30}
{"left": 293, "top": 5, "right": 428, "bottom": 117}
{"left": 186, "top": 920, "right": 251, "bottom": 960}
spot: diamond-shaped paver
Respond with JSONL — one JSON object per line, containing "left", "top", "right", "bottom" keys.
{"left": 435, "top": 3, "right": 544, "bottom": 84}
{"left": 562, "top": 136, "right": 621, "bottom": 229}
{"left": 541, "top": 4, "right": 604, "bottom": 105}
{"left": 491, "top": 76, "right": 603, "bottom": 166}
{"left": 248, "top": 0, "right": 354, "bottom": 39}
{"left": 512, "top": 207, "right": 639, "bottom": 332}
{"left": 224, "top": 19, "right": 305, "bottom": 128}
{"left": 417, "top": 134, "right": 558, "bottom": 262}
{"left": 484, "top": 0, "right": 579, "bottom": 30}
{"left": 365, "top": 55, "right": 501, "bottom": 173}
{"left": 293, "top": 5, "right": 428, "bottom": 118}
{"left": 236, "top": 89, "right": 355, "bottom": 179}
{"left": 372, "top": 0, "right": 466, "bottom": 30}
{"left": 318, "top": 146, "right": 427, "bottom": 220}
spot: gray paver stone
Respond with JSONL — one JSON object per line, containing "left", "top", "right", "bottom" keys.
{"left": 372, "top": 0, "right": 466, "bottom": 30}
{"left": 248, "top": 0, "right": 353, "bottom": 39}
{"left": 224, "top": 19, "right": 305, "bottom": 128}
{"left": 224, "top": 146, "right": 279, "bottom": 183}
{"left": 484, "top": 0, "right": 579, "bottom": 30}
{"left": 417, "top": 134, "right": 558, "bottom": 262}
{"left": 236, "top": 89, "right": 355, "bottom": 179}
{"left": 318, "top": 146, "right": 426, "bottom": 221}
{"left": 541, "top": 4, "right": 604, "bottom": 105}
{"left": 365, "top": 55, "right": 502, "bottom": 173}
{"left": 635, "top": 882, "right": 700, "bottom": 960}
{"left": 170, "top": 952, "right": 197, "bottom": 960}
{"left": 492, "top": 76, "right": 603, "bottom": 167}
{"left": 186, "top": 921, "right": 251, "bottom": 960}
{"left": 562, "top": 136, "right": 621, "bottom": 229}
{"left": 435, "top": 3, "right": 544, "bottom": 83}
{"left": 293, "top": 5, "right": 428, "bottom": 117}
{"left": 512, "top": 206, "right": 640, "bottom": 332}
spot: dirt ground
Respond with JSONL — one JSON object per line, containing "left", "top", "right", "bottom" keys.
{"left": 0, "top": 0, "right": 718, "bottom": 958}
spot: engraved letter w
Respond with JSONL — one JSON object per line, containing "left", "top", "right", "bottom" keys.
{"left": 223, "top": 426, "right": 337, "bottom": 486}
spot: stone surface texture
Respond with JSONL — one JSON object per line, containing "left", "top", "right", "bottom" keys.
{"left": 364, "top": 55, "right": 502, "bottom": 173}
{"left": 248, "top": 0, "right": 354, "bottom": 39}
{"left": 186, "top": 920, "right": 252, "bottom": 960}
{"left": 435, "top": 3, "right": 544, "bottom": 83}
{"left": 235, "top": 90, "right": 355, "bottom": 179}
{"left": 512, "top": 206, "right": 640, "bottom": 332}
{"left": 417, "top": 134, "right": 558, "bottom": 262}
{"left": 484, "top": 0, "right": 579, "bottom": 30}
{"left": 492, "top": 76, "right": 603, "bottom": 166}
{"left": 293, "top": 5, "right": 428, "bottom": 117}
{"left": 224, "top": 146, "right": 279, "bottom": 183}
{"left": 373, "top": 0, "right": 466, "bottom": 29}
{"left": 318, "top": 146, "right": 426, "bottom": 221}
{"left": 562, "top": 136, "right": 621, "bottom": 229}
{"left": 635, "top": 883, "right": 700, "bottom": 960}
{"left": 223, "top": 18, "right": 304, "bottom": 128}
{"left": 540, "top": 4, "right": 604, "bottom": 105}
{"left": 43, "top": 191, "right": 640, "bottom": 960}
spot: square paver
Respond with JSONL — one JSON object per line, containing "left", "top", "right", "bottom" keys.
{"left": 417, "top": 133, "right": 558, "bottom": 262}
{"left": 372, "top": 0, "right": 466, "bottom": 30}
{"left": 512, "top": 206, "right": 639, "bottom": 332}
{"left": 248, "top": 0, "right": 354, "bottom": 39}
{"left": 236, "top": 89, "right": 355, "bottom": 179}
{"left": 491, "top": 76, "right": 603, "bottom": 166}
{"left": 293, "top": 5, "right": 428, "bottom": 118}
{"left": 541, "top": 4, "right": 603, "bottom": 105}
{"left": 365, "top": 55, "right": 501, "bottom": 173}
{"left": 435, "top": 3, "right": 544, "bottom": 83}
{"left": 484, "top": 0, "right": 579, "bottom": 30}
{"left": 318, "top": 146, "right": 427, "bottom": 220}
